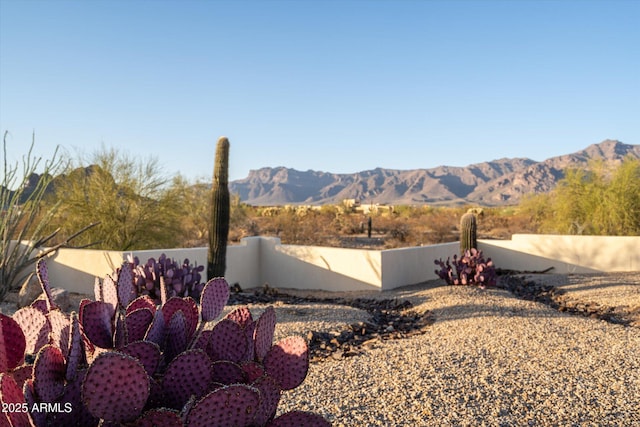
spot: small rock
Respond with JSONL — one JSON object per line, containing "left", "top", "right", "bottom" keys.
{"left": 50, "top": 288, "right": 70, "bottom": 312}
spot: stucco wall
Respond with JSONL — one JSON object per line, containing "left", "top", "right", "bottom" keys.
{"left": 36, "top": 234, "right": 639, "bottom": 294}
{"left": 480, "top": 234, "right": 640, "bottom": 274}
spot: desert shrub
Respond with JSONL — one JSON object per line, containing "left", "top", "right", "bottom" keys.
{"left": 521, "top": 158, "right": 640, "bottom": 236}
{"left": 0, "top": 133, "right": 93, "bottom": 300}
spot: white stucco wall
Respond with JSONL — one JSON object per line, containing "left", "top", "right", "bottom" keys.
{"left": 480, "top": 234, "right": 640, "bottom": 274}
{"left": 34, "top": 234, "right": 639, "bottom": 294}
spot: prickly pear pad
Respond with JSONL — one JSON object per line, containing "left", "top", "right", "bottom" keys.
{"left": 264, "top": 336, "right": 309, "bottom": 391}
{"left": 186, "top": 384, "right": 260, "bottom": 427}
{"left": 125, "top": 307, "right": 154, "bottom": 343}
{"left": 0, "top": 313, "right": 26, "bottom": 372}
{"left": 80, "top": 301, "right": 114, "bottom": 348}
{"left": 121, "top": 340, "right": 161, "bottom": 376}
{"left": 117, "top": 262, "right": 137, "bottom": 308}
{"left": 66, "top": 312, "right": 84, "bottom": 382}
{"left": 208, "top": 318, "right": 247, "bottom": 363}
{"left": 144, "top": 308, "right": 165, "bottom": 346}
{"left": 82, "top": 351, "right": 150, "bottom": 423}
{"left": 252, "top": 374, "right": 282, "bottom": 426}
{"left": 254, "top": 306, "right": 276, "bottom": 361}
{"left": 47, "top": 310, "right": 70, "bottom": 354}
{"left": 162, "top": 297, "right": 198, "bottom": 339}
{"left": 0, "top": 373, "right": 31, "bottom": 427}
{"left": 162, "top": 349, "right": 213, "bottom": 410}
{"left": 165, "top": 310, "right": 188, "bottom": 362}
{"left": 211, "top": 360, "right": 245, "bottom": 385}
{"left": 33, "top": 344, "right": 66, "bottom": 403}
{"left": 200, "top": 277, "right": 230, "bottom": 322}
{"left": 224, "top": 306, "right": 253, "bottom": 328}
{"left": 126, "top": 295, "right": 157, "bottom": 316}
{"left": 12, "top": 306, "right": 49, "bottom": 356}
{"left": 36, "top": 258, "right": 57, "bottom": 311}
{"left": 133, "top": 408, "right": 183, "bottom": 427}
{"left": 101, "top": 275, "right": 119, "bottom": 319}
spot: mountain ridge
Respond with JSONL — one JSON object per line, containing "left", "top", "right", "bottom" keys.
{"left": 229, "top": 140, "right": 640, "bottom": 206}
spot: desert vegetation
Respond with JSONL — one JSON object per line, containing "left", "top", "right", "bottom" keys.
{"left": 4, "top": 139, "right": 639, "bottom": 257}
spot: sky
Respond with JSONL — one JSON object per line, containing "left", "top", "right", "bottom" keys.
{"left": 1, "top": 0, "right": 638, "bottom": 183}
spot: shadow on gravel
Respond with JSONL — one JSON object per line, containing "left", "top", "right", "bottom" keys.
{"left": 425, "top": 303, "right": 558, "bottom": 323}
{"left": 228, "top": 287, "right": 434, "bottom": 362}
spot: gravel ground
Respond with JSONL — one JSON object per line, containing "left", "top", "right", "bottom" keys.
{"left": 270, "top": 274, "right": 640, "bottom": 426}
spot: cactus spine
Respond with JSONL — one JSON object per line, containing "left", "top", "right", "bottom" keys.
{"left": 208, "top": 137, "right": 230, "bottom": 280}
{"left": 459, "top": 211, "right": 477, "bottom": 254}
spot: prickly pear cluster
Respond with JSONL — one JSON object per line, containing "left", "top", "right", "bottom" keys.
{"left": 0, "top": 259, "right": 330, "bottom": 426}
{"left": 127, "top": 253, "right": 206, "bottom": 304}
{"left": 435, "top": 248, "right": 497, "bottom": 288}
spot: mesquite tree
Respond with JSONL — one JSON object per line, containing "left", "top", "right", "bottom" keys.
{"left": 207, "top": 136, "right": 230, "bottom": 279}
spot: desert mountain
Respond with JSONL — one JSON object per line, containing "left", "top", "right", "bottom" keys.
{"left": 229, "top": 140, "right": 640, "bottom": 206}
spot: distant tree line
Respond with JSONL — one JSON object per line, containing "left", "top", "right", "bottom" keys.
{"left": 520, "top": 157, "right": 640, "bottom": 235}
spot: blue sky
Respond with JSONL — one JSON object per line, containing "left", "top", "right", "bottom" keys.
{"left": 1, "top": 0, "right": 638, "bottom": 182}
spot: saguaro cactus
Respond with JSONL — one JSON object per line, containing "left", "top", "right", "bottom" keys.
{"left": 208, "top": 136, "right": 230, "bottom": 280}
{"left": 459, "top": 211, "right": 477, "bottom": 254}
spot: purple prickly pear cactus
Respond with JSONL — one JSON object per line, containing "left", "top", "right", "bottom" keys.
{"left": 33, "top": 344, "right": 66, "bottom": 403}
{"left": 162, "top": 297, "right": 198, "bottom": 340}
{"left": 101, "top": 275, "right": 119, "bottom": 319}
{"left": 125, "top": 308, "right": 154, "bottom": 344}
{"left": 144, "top": 309, "right": 165, "bottom": 347}
{"left": 9, "top": 364, "right": 32, "bottom": 391}
{"left": 0, "top": 313, "right": 26, "bottom": 372}
{"left": 36, "top": 258, "right": 57, "bottom": 311}
{"left": 12, "top": 306, "right": 50, "bottom": 356}
{"left": 80, "top": 301, "right": 113, "bottom": 348}
{"left": 264, "top": 336, "right": 309, "bottom": 391}
{"left": 240, "top": 361, "right": 265, "bottom": 383}
{"left": 199, "top": 277, "right": 230, "bottom": 322}
{"left": 254, "top": 306, "right": 276, "bottom": 361}
{"left": 186, "top": 384, "right": 260, "bottom": 427}
{"left": 48, "top": 368, "right": 99, "bottom": 427}
{"left": 211, "top": 360, "right": 245, "bottom": 385}
{"left": 121, "top": 340, "right": 161, "bottom": 377}
{"left": 23, "top": 378, "right": 46, "bottom": 426}
{"left": 224, "top": 306, "right": 253, "bottom": 328}
{"left": 30, "top": 298, "right": 48, "bottom": 314}
{"left": 164, "top": 310, "right": 188, "bottom": 362}
{"left": 47, "top": 310, "right": 70, "bottom": 355}
{"left": 120, "top": 341, "right": 162, "bottom": 377}
{"left": 117, "top": 262, "right": 137, "bottom": 309}
{"left": 66, "top": 312, "right": 84, "bottom": 382}
{"left": 267, "top": 410, "right": 332, "bottom": 426}
{"left": 82, "top": 351, "right": 150, "bottom": 423}
{"left": 252, "top": 374, "right": 282, "bottom": 426}
{"left": 131, "top": 408, "right": 183, "bottom": 427}
{"left": 208, "top": 318, "right": 247, "bottom": 363}
{"left": 126, "top": 295, "right": 157, "bottom": 316}
{"left": 192, "top": 329, "right": 212, "bottom": 351}
{"left": 162, "top": 349, "right": 213, "bottom": 410}
{"left": 0, "top": 373, "right": 31, "bottom": 427}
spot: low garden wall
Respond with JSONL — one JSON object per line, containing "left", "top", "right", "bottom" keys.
{"left": 39, "top": 234, "right": 639, "bottom": 294}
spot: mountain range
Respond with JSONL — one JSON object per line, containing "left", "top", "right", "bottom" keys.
{"left": 229, "top": 140, "right": 640, "bottom": 206}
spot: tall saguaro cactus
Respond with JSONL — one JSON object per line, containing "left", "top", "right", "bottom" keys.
{"left": 459, "top": 211, "right": 477, "bottom": 254}
{"left": 207, "top": 136, "right": 230, "bottom": 280}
